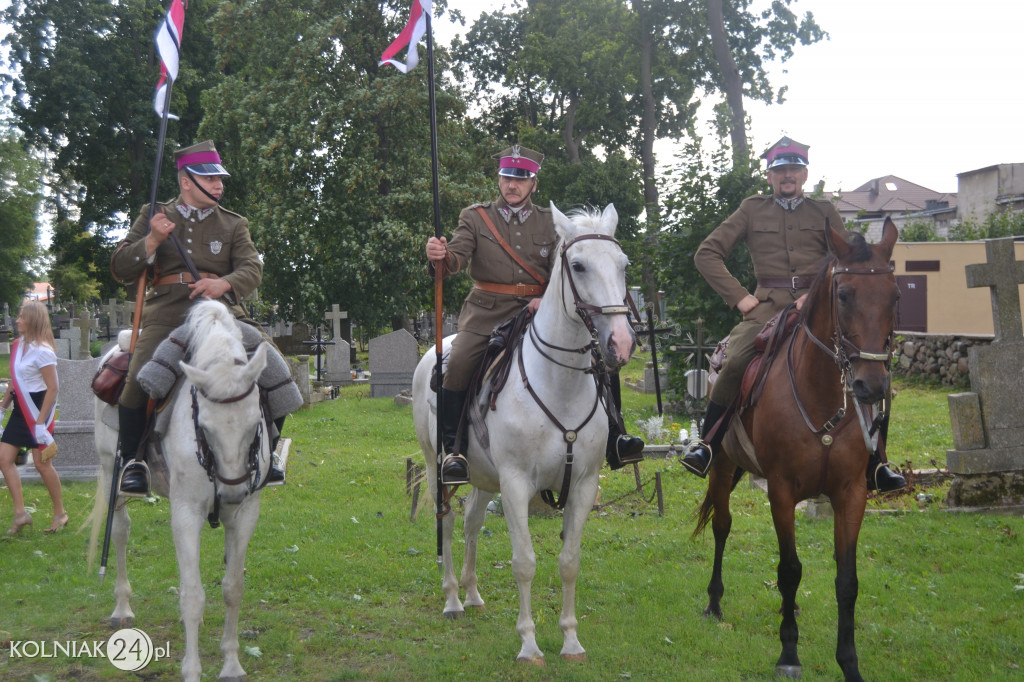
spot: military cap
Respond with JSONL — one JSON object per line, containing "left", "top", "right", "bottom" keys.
{"left": 762, "top": 136, "right": 809, "bottom": 169}
{"left": 174, "top": 140, "right": 230, "bottom": 176}
{"left": 492, "top": 144, "right": 543, "bottom": 178}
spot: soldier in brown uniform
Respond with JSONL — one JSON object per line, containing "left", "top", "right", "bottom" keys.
{"left": 112, "top": 140, "right": 283, "bottom": 495}
{"left": 681, "top": 136, "right": 905, "bottom": 492}
{"left": 426, "top": 145, "right": 643, "bottom": 484}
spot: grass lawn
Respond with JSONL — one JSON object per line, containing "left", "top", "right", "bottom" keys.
{"left": 1, "top": 354, "right": 1022, "bottom": 681}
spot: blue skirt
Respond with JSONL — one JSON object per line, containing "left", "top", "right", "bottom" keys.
{"left": 1, "top": 390, "right": 47, "bottom": 449}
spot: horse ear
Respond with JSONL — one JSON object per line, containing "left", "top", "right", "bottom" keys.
{"left": 549, "top": 202, "right": 576, "bottom": 242}
{"left": 826, "top": 219, "right": 850, "bottom": 259}
{"left": 180, "top": 361, "right": 213, "bottom": 389}
{"left": 601, "top": 203, "right": 618, "bottom": 236}
{"left": 879, "top": 216, "right": 899, "bottom": 257}
{"left": 244, "top": 343, "right": 269, "bottom": 383}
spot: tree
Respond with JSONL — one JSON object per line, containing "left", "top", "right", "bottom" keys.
{"left": 0, "top": 126, "right": 41, "bottom": 309}
{"left": 200, "top": 0, "right": 493, "bottom": 330}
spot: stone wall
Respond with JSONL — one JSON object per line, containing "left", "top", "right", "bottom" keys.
{"left": 892, "top": 333, "right": 991, "bottom": 387}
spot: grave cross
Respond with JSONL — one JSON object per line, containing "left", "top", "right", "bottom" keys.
{"left": 100, "top": 298, "right": 120, "bottom": 327}
{"left": 965, "top": 237, "right": 1024, "bottom": 343}
{"left": 302, "top": 326, "right": 335, "bottom": 382}
{"left": 324, "top": 304, "right": 348, "bottom": 341}
{"left": 72, "top": 313, "right": 98, "bottom": 360}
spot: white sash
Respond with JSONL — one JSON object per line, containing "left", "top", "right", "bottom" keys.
{"left": 10, "top": 338, "right": 56, "bottom": 447}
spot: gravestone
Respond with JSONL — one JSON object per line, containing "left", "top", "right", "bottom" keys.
{"left": 45, "top": 356, "right": 102, "bottom": 481}
{"left": 58, "top": 328, "right": 79, "bottom": 361}
{"left": 946, "top": 237, "right": 1024, "bottom": 507}
{"left": 323, "top": 306, "right": 353, "bottom": 383}
{"left": 369, "top": 329, "right": 418, "bottom": 398}
{"left": 288, "top": 355, "right": 312, "bottom": 406}
{"left": 73, "top": 314, "right": 97, "bottom": 360}
{"left": 273, "top": 322, "right": 311, "bottom": 356}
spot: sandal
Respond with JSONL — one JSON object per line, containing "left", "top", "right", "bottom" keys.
{"left": 7, "top": 511, "right": 33, "bottom": 535}
{"left": 44, "top": 512, "right": 69, "bottom": 534}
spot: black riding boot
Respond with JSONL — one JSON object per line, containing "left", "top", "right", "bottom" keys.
{"left": 117, "top": 405, "right": 150, "bottom": 497}
{"left": 265, "top": 416, "right": 287, "bottom": 486}
{"left": 606, "top": 420, "right": 645, "bottom": 470}
{"left": 440, "top": 388, "right": 469, "bottom": 485}
{"left": 867, "top": 451, "right": 907, "bottom": 492}
{"left": 681, "top": 401, "right": 730, "bottom": 478}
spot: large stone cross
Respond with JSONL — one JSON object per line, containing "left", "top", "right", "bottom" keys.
{"left": 72, "top": 313, "right": 98, "bottom": 360}
{"left": 965, "top": 237, "right": 1024, "bottom": 344}
{"left": 324, "top": 304, "right": 348, "bottom": 340}
{"left": 100, "top": 298, "right": 121, "bottom": 327}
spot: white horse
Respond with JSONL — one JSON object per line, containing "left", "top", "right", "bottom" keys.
{"left": 412, "top": 203, "right": 636, "bottom": 663}
{"left": 89, "top": 300, "right": 271, "bottom": 682}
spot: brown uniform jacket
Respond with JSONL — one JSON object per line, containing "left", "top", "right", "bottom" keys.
{"left": 695, "top": 195, "right": 846, "bottom": 326}
{"left": 111, "top": 198, "right": 263, "bottom": 407}
{"left": 442, "top": 198, "right": 558, "bottom": 336}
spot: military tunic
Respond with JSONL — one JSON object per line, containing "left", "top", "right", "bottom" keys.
{"left": 695, "top": 195, "right": 846, "bottom": 404}
{"left": 111, "top": 197, "right": 263, "bottom": 408}
{"left": 440, "top": 197, "right": 558, "bottom": 390}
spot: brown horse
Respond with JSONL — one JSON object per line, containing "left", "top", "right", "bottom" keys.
{"left": 693, "top": 218, "right": 900, "bottom": 681}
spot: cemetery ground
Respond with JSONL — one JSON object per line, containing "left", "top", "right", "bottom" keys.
{"left": 1, "top": 354, "right": 1023, "bottom": 681}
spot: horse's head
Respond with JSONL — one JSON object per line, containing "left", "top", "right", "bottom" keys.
{"left": 550, "top": 202, "right": 636, "bottom": 369}
{"left": 181, "top": 302, "right": 269, "bottom": 503}
{"left": 824, "top": 217, "right": 900, "bottom": 404}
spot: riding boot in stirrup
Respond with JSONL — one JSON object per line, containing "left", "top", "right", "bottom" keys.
{"left": 867, "top": 451, "right": 907, "bottom": 492}
{"left": 440, "top": 388, "right": 470, "bottom": 485}
{"left": 681, "top": 401, "right": 729, "bottom": 478}
{"left": 265, "top": 416, "right": 287, "bottom": 486}
{"left": 605, "top": 420, "right": 645, "bottom": 470}
{"left": 117, "top": 404, "right": 151, "bottom": 498}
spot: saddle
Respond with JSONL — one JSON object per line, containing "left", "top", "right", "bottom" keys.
{"left": 737, "top": 303, "right": 801, "bottom": 410}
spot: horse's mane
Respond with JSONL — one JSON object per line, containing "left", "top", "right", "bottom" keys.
{"left": 186, "top": 301, "right": 245, "bottom": 370}
{"left": 800, "top": 230, "right": 874, "bottom": 323}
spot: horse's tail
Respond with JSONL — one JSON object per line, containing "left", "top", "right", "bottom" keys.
{"left": 83, "top": 468, "right": 108, "bottom": 573}
{"left": 692, "top": 490, "right": 715, "bottom": 539}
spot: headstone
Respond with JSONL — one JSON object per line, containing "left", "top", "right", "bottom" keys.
{"left": 49, "top": 357, "right": 102, "bottom": 480}
{"left": 73, "top": 313, "right": 97, "bottom": 360}
{"left": 58, "top": 328, "right": 79, "bottom": 361}
{"left": 369, "top": 329, "right": 418, "bottom": 398}
{"left": 288, "top": 355, "right": 312, "bottom": 405}
{"left": 946, "top": 237, "right": 1024, "bottom": 507}
{"left": 325, "top": 337, "right": 352, "bottom": 385}
{"left": 273, "top": 322, "right": 311, "bottom": 356}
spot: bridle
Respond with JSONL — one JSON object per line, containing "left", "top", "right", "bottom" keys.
{"left": 791, "top": 261, "right": 896, "bottom": 452}
{"left": 520, "top": 232, "right": 632, "bottom": 509}
{"left": 191, "top": 359, "right": 265, "bottom": 494}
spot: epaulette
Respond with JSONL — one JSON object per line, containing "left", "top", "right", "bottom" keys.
{"left": 217, "top": 205, "right": 245, "bottom": 219}
{"left": 533, "top": 203, "right": 551, "bottom": 213}
{"left": 467, "top": 201, "right": 492, "bottom": 210}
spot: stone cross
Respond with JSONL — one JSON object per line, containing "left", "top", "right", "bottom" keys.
{"left": 965, "top": 237, "right": 1024, "bottom": 343}
{"left": 72, "top": 314, "right": 98, "bottom": 360}
{"left": 302, "top": 327, "right": 334, "bottom": 382}
{"left": 324, "top": 304, "right": 348, "bottom": 341}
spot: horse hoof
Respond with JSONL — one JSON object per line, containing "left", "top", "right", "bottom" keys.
{"left": 516, "top": 656, "right": 545, "bottom": 667}
{"left": 702, "top": 606, "right": 722, "bottom": 620}
{"left": 219, "top": 676, "right": 248, "bottom": 682}
{"left": 561, "top": 653, "right": 586, "bottom": 662}
{"left": 443, "top": 609, "right": 463, "bottom": 620}
{"left": 775, "top": 664, "right": 802, "bottom": 679}
{"left": 109, "top": 616, "right": 134, "bottom": 629}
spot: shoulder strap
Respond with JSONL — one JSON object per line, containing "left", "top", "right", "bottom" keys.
{"left": 475, "top": 206, "right": 547, "bottom": 286}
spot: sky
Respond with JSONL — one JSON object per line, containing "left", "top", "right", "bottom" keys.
{"left": 435, "top": 0, "right": 1024, "bottom": 194}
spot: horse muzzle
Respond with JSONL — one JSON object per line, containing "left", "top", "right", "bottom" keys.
{"left": 601, "top": 317, "right": 636, "bottom": 369}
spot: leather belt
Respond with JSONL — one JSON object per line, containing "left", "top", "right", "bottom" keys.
{"left": 474, "top": 281, "right": 545, "bottom": 297}
{"left": 757, "top": 276, "right": 813, "bottom": 290}
{"left": 152, "top": 272, "right": 219, "bottom": 286}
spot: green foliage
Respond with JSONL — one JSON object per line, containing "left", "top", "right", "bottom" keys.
{"left": 0, "top": 126, "right": 40, "bottom": 308}
{"left": 900, "top": 219, "right": 941, "bottom": 242}
{"left": 949, "top": 210, "right": 1024, "bottom": 241}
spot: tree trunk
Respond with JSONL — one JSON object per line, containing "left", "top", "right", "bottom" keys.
{"left": 633, "top": 0, "right": 661, "bottom": 307}
{"left": 707, "top": 0, "right": 749, "bottom": 168}
{"left": 563, "top": 95, "right": 582, "bottom": 163}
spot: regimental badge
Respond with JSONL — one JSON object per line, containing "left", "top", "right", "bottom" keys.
{"left": 210, "top": 240, "right": 223, "bottom": 255}
{"left": 511, "top": 144, "right": 521, "bottom": 160}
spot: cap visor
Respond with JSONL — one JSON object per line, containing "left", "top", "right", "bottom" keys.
{"left": 498, "top": 168, "right": 536, "bottom": 178}
{"left": 767, "top": 158, "right": 807, "bottom": 169}
{"left": 186, "top": 163, "right": 230, "bottom": 176}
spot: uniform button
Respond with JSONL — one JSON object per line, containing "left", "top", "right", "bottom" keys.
{"left": 515, "top": 245, "right": 521, "bottom": 250}
{"left": 190, "top": 218, "right": 196, "bottom": 222}
{"left": 787, "top": 225, "right": 793, "bottom": 230}
{"left": 518, "top": 268, "right": 523, "bottom": 273}
{"left": 187, "top": 238, "right": 192, "bottom": 243}
{"left": 187, "top": 249, "right": 193, "bottom": 254}
{"left": 516, "top": 231, "right": 521, "bottom": 236}
{"left": 788, "top": 246, "right": 794, "bottom": 251}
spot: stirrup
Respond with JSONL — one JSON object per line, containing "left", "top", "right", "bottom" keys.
{"left": 680, "top": 439, "right": 713, "bottom": 478}
{"left": 118, "top": 460, "right": 152, "bottom": 498}
{"left": 869, "top": 462, "right": 907, "bottom": 493}
{"left": 441, "top": 453, "right": 470, "bottom": 485}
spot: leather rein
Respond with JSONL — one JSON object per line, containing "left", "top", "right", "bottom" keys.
{"left": 520, "top": 233, "right": 630, "bottom": 510}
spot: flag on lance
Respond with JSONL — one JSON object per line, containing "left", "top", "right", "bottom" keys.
{"left": 153, "top": 0, "right": 186, "bottom": 119}
{"left": 378, "top": 0, "right": 432, "bottom": 73}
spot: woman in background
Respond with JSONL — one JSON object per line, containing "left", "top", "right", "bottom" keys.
{"left": 0, "top": 301, "right": 66, "bottom": 534}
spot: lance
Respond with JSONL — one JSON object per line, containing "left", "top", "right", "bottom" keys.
{"left": 423, "top": 10, "right": 446, "bottom": 572}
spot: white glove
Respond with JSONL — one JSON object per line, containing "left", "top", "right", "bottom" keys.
{"left": 34, "top": 424, "right": 54, "bottom": 447}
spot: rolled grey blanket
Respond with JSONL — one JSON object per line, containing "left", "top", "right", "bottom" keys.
{"left": 137, "top": 320, "right": 303, "bottom": 420}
